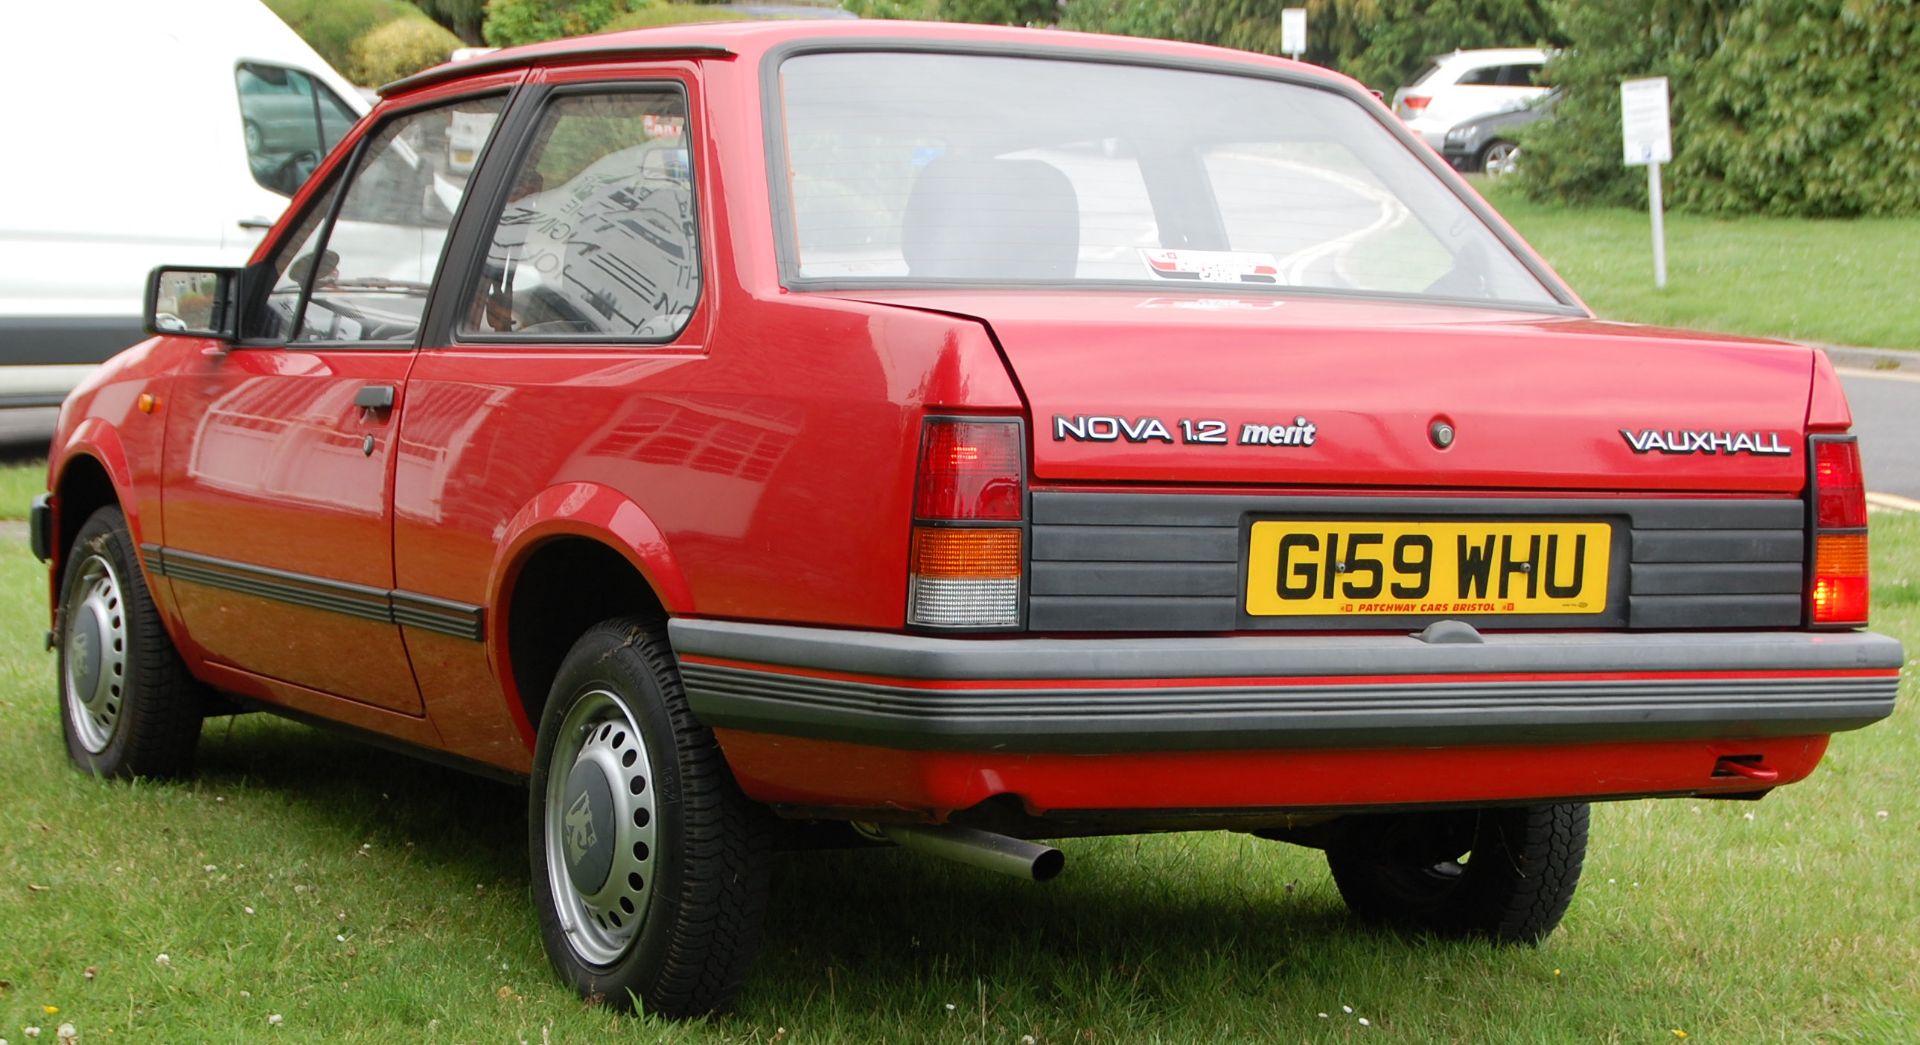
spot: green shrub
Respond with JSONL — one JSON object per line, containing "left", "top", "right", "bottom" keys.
{"left": 482, "top": 0, "right": 639, "bottom": 46}
{"left": 1525, "top": 0, "right": 1920, "bottom": 217}
{"left": 349, "top": 17, "right": 464, "bottom": 85}
{"left": 265, "top": 0, "right": 421, "bottom": 72}
{"left": 601, "top": 3, "right": 752, "bottom": 30}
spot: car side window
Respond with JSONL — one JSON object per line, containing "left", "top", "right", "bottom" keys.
{"left": 250, "top": 181, "right": 342, "bottom": 342}
{"left": 237, "top": 63, "right": 360, "bottom": 196}
{"left": 459, "top": 89, "right": 699, "bottom": 342}
{"left": 1455, "top": 65, "right": 1502, "bottom": 87}
{"left": 255, "top": 97, "right": 505, "bottom": 346}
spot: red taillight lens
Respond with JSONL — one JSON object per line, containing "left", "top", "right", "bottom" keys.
{"left": 1403, "top": 94, "right": 1431, "bottom": 112}
{"left": 1809, "top": 435, "right": 1869, "bottom": 626}
{"left": 1813, "top": 438, "right": 1867, "bottom": 529}
{"left": 914, "top": 420, "right": 1023, "bottom": 521}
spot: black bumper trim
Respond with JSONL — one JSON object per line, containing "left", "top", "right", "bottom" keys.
{"left": 669, "top": 620, "right": 1902, "bottom": 754}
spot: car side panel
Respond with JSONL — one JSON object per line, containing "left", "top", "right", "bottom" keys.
{"left": 47, "top": 337, "right": 183, "bottom": 628}
{"left": 391, "top": 61, "right": 1022, "bottom": 767}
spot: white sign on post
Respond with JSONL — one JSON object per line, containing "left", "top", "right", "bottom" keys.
{"left": 1620, "top": 77, "right": 1672, "bottom": 288}
{"left": 1281, "top": 8, "right": 1307, "bottom": 59}
{"left": 1620, "top": 77, "right": 1672, "bottom": 165}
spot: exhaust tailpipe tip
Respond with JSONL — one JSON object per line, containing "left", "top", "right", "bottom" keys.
{"left": 867, "top": 823, "right": 1065, "bottom": 882}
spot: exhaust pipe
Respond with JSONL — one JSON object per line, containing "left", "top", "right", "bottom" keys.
{"left": 862, "top": 823, "right": 1065, "bottom": 881}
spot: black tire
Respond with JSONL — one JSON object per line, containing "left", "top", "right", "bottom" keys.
{"left": 57, "top": 506, "right": 204, "bottom": 779}
{"left": 528, "top": 619, "right": 773, "bottom": 1017}
{"left": 1479, "top": 139, "right": 1520, "bottom": 177}
{"left": 1326, "top": 804, "right": 1588, "bottom": 943}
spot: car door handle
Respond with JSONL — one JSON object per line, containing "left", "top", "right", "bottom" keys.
{"left": 354, "top": 384, "right": 396, "bottom": 412}
{"left": 238, "top": 217, "right": 277, "bottom": 231}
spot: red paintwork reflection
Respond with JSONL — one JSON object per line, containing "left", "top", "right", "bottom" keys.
{"left": 712, "top": 729, "right": 1831, "bottom": 821}
{"left": 160, "top": 345, "right": 423, "bottom": 715}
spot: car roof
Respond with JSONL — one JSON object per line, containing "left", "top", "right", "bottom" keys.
{"left": 1429, "top": 47, "right": 1551, "bottom": 68}
{"left": 380, "top": 19, "right": 1362, "bottom": 98}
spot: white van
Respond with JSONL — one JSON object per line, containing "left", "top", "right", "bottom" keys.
{"left": 0, "top": 0, "right": 367, "bottom": 415}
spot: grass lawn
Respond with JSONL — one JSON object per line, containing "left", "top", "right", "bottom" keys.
{"left": 0, "top": 459, "right": 47, "bottom": 522}
{"left": 1480, "top": 184, "right": 1920, "bottom": 351}
{"left": 0, "top": 469, "right": 1913, "bottom": 1041}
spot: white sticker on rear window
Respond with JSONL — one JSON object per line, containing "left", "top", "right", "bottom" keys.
{"left": 1139, "top": 249, "right": 1281, "bottom": 284}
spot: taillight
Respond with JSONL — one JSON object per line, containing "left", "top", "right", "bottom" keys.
{"left": 1809, "top": 435, "right": 1869, "bottom": 626}
{"left": 1402, "top": 94, "right": 1432, "bottom": 113}
{"left": 908, "top": 418, "right": 1024, "bottom": 628}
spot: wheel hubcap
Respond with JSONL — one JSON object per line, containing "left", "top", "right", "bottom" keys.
{"left": 544, "top": 688, "right": 659, "bottom": 967}
{"left": 63, "top": 553, "right": 129, "bottom": 754}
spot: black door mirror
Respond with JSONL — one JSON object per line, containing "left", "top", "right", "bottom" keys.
{"left": 145, "top": 266, "right": 244, "bottom": 339}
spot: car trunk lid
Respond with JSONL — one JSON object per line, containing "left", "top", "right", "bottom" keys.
{"left": 840, "top": 289, "right": 1815, "bottom": 495}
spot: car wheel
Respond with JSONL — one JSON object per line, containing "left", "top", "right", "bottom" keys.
{"left": 243, "top": 119, "right": 263, "bottom": 155}
{"left": 1325, "top": 803, "right": 1588, "bottom": 943}
{"left": 1481, "top": 140, "right": 1520, "bottom": 177}
{"left": 529, "top": 619, "right": 773, "bottom": 1017}
{"left": 58, "top": 506, "right": 204, "bottom": 779}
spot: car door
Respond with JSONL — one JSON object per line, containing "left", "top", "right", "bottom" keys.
{"left": 391, "top": 70, "right": 713, "bottom": 758}
{"left": 1437, "top": 62, "right": 1546, "bottom": 128}
{"left": 159, "top": 93, "right": 508, "bottom": 715}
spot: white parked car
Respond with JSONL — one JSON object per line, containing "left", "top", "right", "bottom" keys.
{"left": 1392, "top": 48, "right": 1552, "bottom": 151}
{"left": 0, "top": 0, "right": 366, "bottom": 417}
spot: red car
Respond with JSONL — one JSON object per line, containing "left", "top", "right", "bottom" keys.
{"left": 33, "top": 21, "right": 1900, "bottom": 1017}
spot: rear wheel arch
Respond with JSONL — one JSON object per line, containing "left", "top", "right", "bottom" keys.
{"left": 498, "top": 534, "right": 674, "bottom": 741}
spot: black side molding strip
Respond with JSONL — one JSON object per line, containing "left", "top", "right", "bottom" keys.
{"left": 141, "top": 545, "right": 484, "bottom": 641}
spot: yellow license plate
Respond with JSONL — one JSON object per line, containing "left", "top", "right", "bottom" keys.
{"left": 1245, "top": 520, "right": 1612, "bottom": 617}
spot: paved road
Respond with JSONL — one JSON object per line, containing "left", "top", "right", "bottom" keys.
{"left": 1838, "top": 366, "right": 1920, "bottom": 505}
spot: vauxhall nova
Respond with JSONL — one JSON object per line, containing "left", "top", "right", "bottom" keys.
{"left": 32, "top": 21, "right": 1901, "bottom": 1016}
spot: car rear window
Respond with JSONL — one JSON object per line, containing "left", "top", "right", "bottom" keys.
{"left": 775, "top": 52, "right": 1559, "bottom": 307}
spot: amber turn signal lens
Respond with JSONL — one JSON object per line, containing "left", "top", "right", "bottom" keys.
{"left": 910, "top": 527, "right": 1021, "bottom": 579}
{"left": 1811, "top": 533, "right": 1869, "bottom": 624}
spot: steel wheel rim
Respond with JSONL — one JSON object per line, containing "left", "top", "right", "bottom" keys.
{"left": 1485, "top": 142, "right": 1519, "bottom": 177}
{"left": 544, "top": 687, "right": 660, "bottom": 968}
{"left": 62, "top": 552, "right": 130, "bottom": 755}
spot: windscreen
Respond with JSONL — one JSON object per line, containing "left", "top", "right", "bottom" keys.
{"left": 777, "top": 52, "right": 1559, "bottom": 306}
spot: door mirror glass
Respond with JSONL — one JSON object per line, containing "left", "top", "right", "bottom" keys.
{"left": 146, "top": 266, "right": 242, "bottom": 339}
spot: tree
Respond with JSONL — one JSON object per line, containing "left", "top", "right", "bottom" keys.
{"left": 417, "top": 0, "right": 487, "bottom": 45}
{"left": 1061, "top": 0, "right": 1558, "bottom": 93}
{"left": 483, "top": 0, "right": 639, "bottom": 47}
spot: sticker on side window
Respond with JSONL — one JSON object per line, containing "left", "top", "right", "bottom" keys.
{"left": 1139, "top": 249, "right": 1281, "bottom": 284}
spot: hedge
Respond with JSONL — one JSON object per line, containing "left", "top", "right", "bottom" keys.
{"left": 1524, "top": 0, "right": 1920, "bottom": 216}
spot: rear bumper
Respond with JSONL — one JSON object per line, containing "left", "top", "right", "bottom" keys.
{"left": 670, "top": 621, "right": 1901, "bottom": 754}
